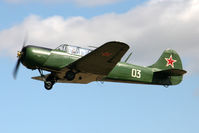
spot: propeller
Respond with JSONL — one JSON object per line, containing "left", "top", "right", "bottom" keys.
{"left": 13, "top": 59, "right": 21, "bottom": 79}
{"left": 13, "top": 36, "right": 28, "bottom": 79}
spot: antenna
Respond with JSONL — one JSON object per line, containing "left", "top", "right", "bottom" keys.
{"left": 125, "top": 52, "right": 133, "bottom": 63}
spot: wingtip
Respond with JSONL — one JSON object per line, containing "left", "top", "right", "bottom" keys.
{"left": 107, "top": 41, "right": 130, "bottom": 49}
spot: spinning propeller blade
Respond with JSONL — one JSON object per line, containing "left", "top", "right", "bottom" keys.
{"left": 13, "top": 36, "right": 28, "bottom": 79}
{"left": 13, "top": 59, "right": 21, "bottom": 79}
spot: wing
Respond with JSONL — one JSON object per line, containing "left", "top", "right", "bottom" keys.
{"left": 65, "top": 41, "right": 129, "bottom": 75}
{"left": 32, "top": 75, "right": 49, "bottom": 81}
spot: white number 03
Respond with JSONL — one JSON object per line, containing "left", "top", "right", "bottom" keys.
{"left": 131, "top": 69, "right": 141, "bottom": 78}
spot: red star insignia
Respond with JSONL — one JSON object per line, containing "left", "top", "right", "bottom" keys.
{"left": 102, "top": 52, "right": 112, "bottom": 57}
{"left": 165, "top": 55, "right": 177, "bottom": 68}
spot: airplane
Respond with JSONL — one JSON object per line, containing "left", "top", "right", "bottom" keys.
{"left": 13, "top": 41, "right": 187, "bottom": 90}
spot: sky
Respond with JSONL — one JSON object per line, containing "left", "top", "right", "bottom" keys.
{"left": 0, "top": 0, "right": 199, "bottom": 133}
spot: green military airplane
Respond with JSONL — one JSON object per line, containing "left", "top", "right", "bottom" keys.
{"left": 13, "top": 41, "right": 186, "bottom": 90}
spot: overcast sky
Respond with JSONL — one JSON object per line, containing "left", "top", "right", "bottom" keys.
{"left": 0, "top": 0, "right": 198, "bottom": 133}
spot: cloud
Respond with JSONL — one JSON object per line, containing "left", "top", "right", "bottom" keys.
{"left": 1, "top": 0, "right": 199, "bottom": 73}
{"left": 4, "top": 0, "right": 121, "bottom": 6}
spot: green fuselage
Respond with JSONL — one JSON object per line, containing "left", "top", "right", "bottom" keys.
{"left": 20, "top": 45, "right": 182, "bottom": 86}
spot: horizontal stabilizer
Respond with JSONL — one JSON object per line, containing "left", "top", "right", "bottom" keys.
{"left": 154, "top": 69, "right": 187, "bottom": 76}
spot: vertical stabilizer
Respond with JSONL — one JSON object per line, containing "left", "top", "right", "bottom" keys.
{"left": 149, "top": 49, "right": 186, "bottom": 85}
{"left": 149, "top": 49, "right": 183, "bottom": 70}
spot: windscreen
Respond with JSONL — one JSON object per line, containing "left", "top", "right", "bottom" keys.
{"left": 56, "top": 44, "right": 92, "bottom": 56}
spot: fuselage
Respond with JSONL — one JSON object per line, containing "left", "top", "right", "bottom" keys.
{"left": 20, "top": 45, "right": 182, "bottom": 86}
{"left": 20, "top": 45, "right": 156, "bottom": 85}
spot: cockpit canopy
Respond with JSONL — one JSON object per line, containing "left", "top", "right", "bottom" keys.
{"left": 55, "top": 44, "right": 92, "bottom": 56}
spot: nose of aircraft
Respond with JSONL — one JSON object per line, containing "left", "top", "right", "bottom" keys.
{"left": 14, "top": 45, "right": 52, "bottom": 79}
{"left": 14, "top": 45, "right": 51, "bottom": 79}
{"left": 20, "top": 45, "right": 51, "bottom": 69}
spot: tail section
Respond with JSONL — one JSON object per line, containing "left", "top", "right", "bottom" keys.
{"left": 149, "top": 49, "right": 186, "bottom": 86}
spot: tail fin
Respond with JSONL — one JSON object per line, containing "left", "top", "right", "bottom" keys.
{"left": 150, "top": 49, "right": 183, "bottom": 70}
{"left": 149, "top": 49, "right": 186, "bottom": 85}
